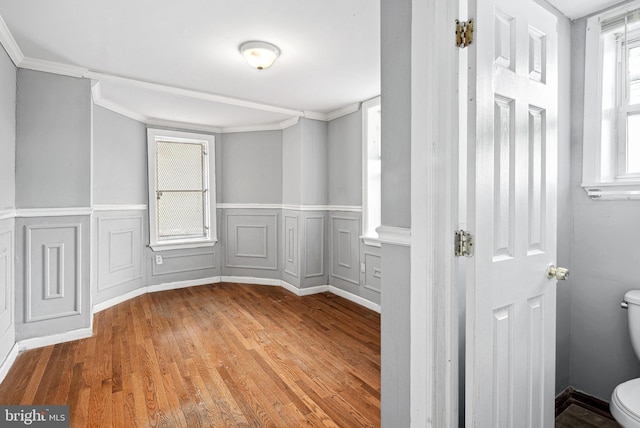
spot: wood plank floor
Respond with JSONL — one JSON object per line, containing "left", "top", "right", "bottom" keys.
{"left": 0, "top": 283, "right": 381, "bottom": 427}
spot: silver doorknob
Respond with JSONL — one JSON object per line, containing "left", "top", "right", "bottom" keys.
{"left": 547, "top": 264, "right": 569, "bottom": 280}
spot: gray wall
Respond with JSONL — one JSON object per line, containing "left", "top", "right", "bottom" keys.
{"left": 282, "top": 118, "right": 328, "bottom": 205}
{"left": 0, "top": 48, "right": 15, "bottom": 211}
{"left": 16, "top": 70, "right": 91, "bottom": 209}
{"left": 0, "top": 45, "right": 16, "bottom": 367}
{"left": 221, "top": 130, "right": 282, "bottom": 204}
{"left": 93, "top": 105, "right": 147, "bottom": 205}
{"left": 565, "top": 17, "right": 640, "bottom": 401}
{"left": 328, "top": 111, "right": 362, "bottom": 206}
{"left": 380, "top": 0, "right": 411, "bottom": 425}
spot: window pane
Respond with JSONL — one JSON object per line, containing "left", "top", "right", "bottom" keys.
{"left": 156, "top": 141, "right": 207, "bottom": 241}
{"left": 158, "top": 191, "right": 205, "bottom": 239}
{"left": 156, "top": 141, "right": 203, "bottom": 190}
{"left": 629, "top": 46, "right": 640, "bottom": 104}
{"left": 628, "top": 113, "right": 640, "bottom": 174}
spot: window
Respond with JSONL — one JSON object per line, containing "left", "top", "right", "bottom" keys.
{"left": 362, "top": 97, "right": 381, "bottom": 245}
{"left": 583, "top": 3, "right": 640, "bottom": 199}
{"left": 147, "top": 128, "right": 217, "bottom": 251}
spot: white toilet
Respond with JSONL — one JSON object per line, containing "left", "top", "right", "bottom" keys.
{"left": 611, "top": 290, "right": 640, "bottom": 427}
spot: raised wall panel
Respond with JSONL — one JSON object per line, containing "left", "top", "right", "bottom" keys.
{"left": 25, "top": 224, "right": 82, "bottom": 323}
{"left": 151, "top": 250, "right": 216, "bottom": 276}
{"left": 528, "top": 107, "right": 546, "bottom": 255}
{"left": 44, "top": 244, "right": 64, "bottom": 299}
{"left": 528, "top": 27, "right": 546, "bottom": 83}
{"left": 527, "top": 296, "right": 544, "bottom": 428}
{"left": 493, "top": 96, "right": 515, "bottom": 260}
{"left": 225, "top": 214, "right": 278, "bottom": 270}
{"left": 97, "top": 216, "right": 143, "bottom": 291}
{"left": 364, "top": 252, "right": 381, "bottom": 293}
{"left": 0, "top": 229, "right": 12, "bottom": 339}
{"left": 304, "top": 216, "right": 324, "bottom": 278}
{"left": 284, "top": 215, "right": 298, "bottom": 277}
{"left": 236, "top": 225, "right": 268, "bottom": 258}
{"left": 495, "top": 9, "right": 515, "bottom": 70}
{"left": 330, "top": 216, "right": 359, "bottom": 285}
{"left": 493, "top": 305, "right": 514, "bottom": 427}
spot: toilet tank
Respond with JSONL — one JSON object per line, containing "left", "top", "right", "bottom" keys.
{"left": 625, "top": 290, "right": 640, "bottom": 360}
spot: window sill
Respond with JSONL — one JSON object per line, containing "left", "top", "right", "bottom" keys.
{"left": 149, "top": 240, "right": 217, "bottom": 252}
{"left": 582, "top": 182, "right": 640, "bottom": 200}
{"left": 361, "top": 236, "right": 381, "bottom": 248}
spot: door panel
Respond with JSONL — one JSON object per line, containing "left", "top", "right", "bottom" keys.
{"left": 466, "top": 0, "right": 558, "bottom": 425}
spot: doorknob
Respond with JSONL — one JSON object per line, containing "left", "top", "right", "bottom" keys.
{"left": 547, "top": 264, "right": 569, "bottom": 280}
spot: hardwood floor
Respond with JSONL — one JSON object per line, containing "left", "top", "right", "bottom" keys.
{"left": 0, "top": 283, "right": 381, "bottom": 427}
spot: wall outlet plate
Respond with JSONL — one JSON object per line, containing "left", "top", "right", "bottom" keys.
{"left": 155, "top": 255, "right": 163, "bottom": 265}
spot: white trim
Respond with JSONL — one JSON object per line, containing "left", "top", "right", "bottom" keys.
{"left": 18, "top": 327, "right": 93, "bottom": 351}
{"left": 217, "top": 203, "right": 361, "bottom": 212}
{"left": 94, "top": 276, "right": 221, "bottom": 313}
{"left": 303, "top": 111, "right": 328, "bottom": 121}
{"left": 221, "top": 116, "right": 300, "bottom": 133}
{"left": 86, "top": 71, "right": 306, "bottom": 118}
{"left": 93, "top": 204, "right": 147, "bottom": 211}
{"left": 361, "top": 236, "right": 382, "bottom": 248}
{"left": 279, "top": 280, "right": 329, "bottom": 296}
{"left": 0, "top": 14, "right": 23, "bottom": 66}
{"left": 582, "top": 183, "right": 640, "bottom": 200}
{"left": 19, "top": 57, "right": 88, "bottom": 78}
{"left": 221, "top": 276, "right": 282, "bottom": 286}
{"left": 376, "top": 225, "right": 411, "bottom": 247}
{"left": 328, "top": 286, "right": 381, "bottom": 313}
{"left": 145, "top": 117, "right": 223, "bottom": 134}
{"left": 217, "top": 203, "right": 283, "bottom": 210}
{"left": 326, "top": 103, "right": 362, "bottom": 121}
{"left": 0, "top": 343, "right": 19, "bottom": 384}
{"left": 0, "top": 209, "right": 15, "bottom": 221}
{"left": 149, "top": 241, "right": 217, "bottom": 252}
{"left": 16, "top": 207, "right": 93, "bottom": 217}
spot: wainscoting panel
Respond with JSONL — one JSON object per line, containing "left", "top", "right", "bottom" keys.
{"left": 304, "top": 216, "right": 324, "bottom": 279}
{"left": 16, "top": 216, "right": 91, "bottom": 341}
{"left": 363, "top": 251, "right": 382, "bottom": 293}
{"left": 151, "top": 250, "right": 216, "bottom": 276}
{"left": 284, "top": 215, "right": 299, "bottom": 278}
{"left": 25, "top": 223, "right": 82, "bottom": 322}
{"left": 330, "top": 215, "right": 360, "bottom": 286}
{"left": 225, "top": 213, "right": 278, "bottom": 271}
{"left": 0, "top": 222, "right": 14, "bottom": 364}
{"left": 97, "top": 216, "right": 143, "bottom": 292}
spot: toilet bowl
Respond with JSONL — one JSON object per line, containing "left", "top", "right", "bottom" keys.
{"left": 611, "top": 290, "right": 640, "bottom": 427}
{"left": 611, "top": 378, "right": 640, "bottom": 427}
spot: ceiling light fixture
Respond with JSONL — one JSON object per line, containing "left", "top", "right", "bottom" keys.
{"left": 239, "top": 41, "right": 281, "bottom": 70}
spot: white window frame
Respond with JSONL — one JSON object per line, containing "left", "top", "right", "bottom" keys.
{"left": 361, "top": 96, "right": 382, "bottom": 247}
{"left": 147, "top": 128, "right": 217, "bottom": 251}
{"left": 583, "top": 2, "right": 640, "bottom": 200}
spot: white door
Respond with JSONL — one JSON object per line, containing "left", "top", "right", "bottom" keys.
{"left": 465, "top": 0, "right": 559, "bottom": 425}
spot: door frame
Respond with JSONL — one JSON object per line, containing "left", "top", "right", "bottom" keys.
{"left": 409, "top": 0, "right": 460, "bottom": 426}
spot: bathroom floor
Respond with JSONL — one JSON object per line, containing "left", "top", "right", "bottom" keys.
{"left": 555, "top": 404, "right": 621, "bottom": 427}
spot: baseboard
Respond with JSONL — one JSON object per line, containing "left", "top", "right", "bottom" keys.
{"left": 93, "top": 276, "right": 221, "bottom": 313}
{"left": 329, "top": 286, "right": 382, "bottom": 313}
{"left": 18, "top": 327, "right": 94, "bottom": 352}
{"left": 0, "top": 344, "right": 19, "bottom": 384}
{"left": 556, "top": 387, "right": 615, "bottom": 420}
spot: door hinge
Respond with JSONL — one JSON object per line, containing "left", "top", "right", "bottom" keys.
{"left": 455, "top": 230, "right": 474, "bottom": 257}
{"left": 455, "top": 19, "right": 474, "bottom": 48}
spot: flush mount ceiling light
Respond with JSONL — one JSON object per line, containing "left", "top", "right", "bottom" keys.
{"left": 239, "top": 41, "right": 281, "bottom": 70}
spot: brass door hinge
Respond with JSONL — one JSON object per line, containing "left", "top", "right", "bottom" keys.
{"left": 455, "top": 230, "right": 474, "bottom": 257}
{"left": 456, "top": 19, "right": 474, "bottom": 48}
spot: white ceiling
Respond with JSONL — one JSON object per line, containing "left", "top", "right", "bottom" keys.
{"left": 0, "top": 0, "right": 628, "bottom": 132}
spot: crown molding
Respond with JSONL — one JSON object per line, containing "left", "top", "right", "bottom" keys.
{"left": 303, "top": 111, "right": 328, "bottom": 121}
{"left": 326, "top": 102, "right": 361, "bottom": 121}
{"left": 20, "top": 57, "right": 88, "bottom": 78}
{"left": 220, "top": 116, "right": 300, "bottom": 133}
{"left": 0, "top": 15, "right": 23, "bottom": 66}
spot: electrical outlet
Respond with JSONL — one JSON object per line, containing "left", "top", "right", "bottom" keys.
{"left": 155, "top": 255, "right": 163, "bottom": 265}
